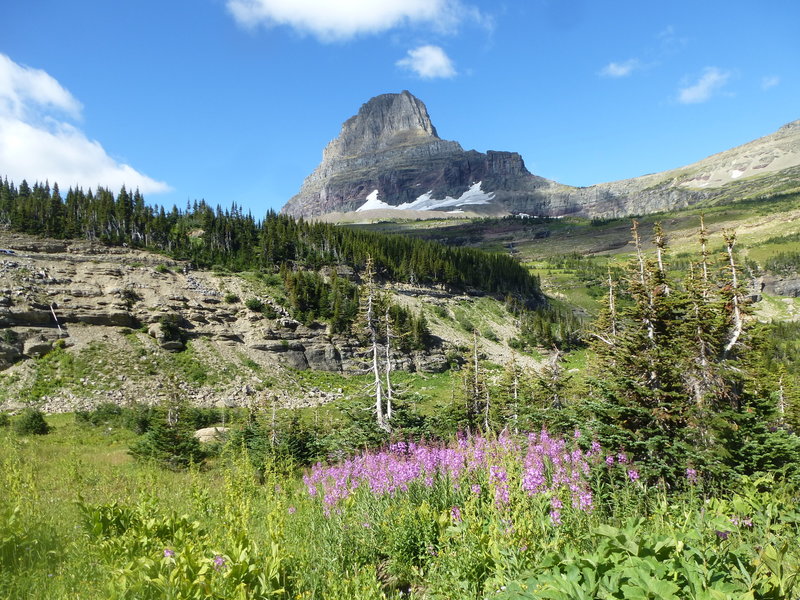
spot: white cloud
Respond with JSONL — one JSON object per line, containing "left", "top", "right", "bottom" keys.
{"left": 226, "top": 0, "right": 480, "bottom": 41}
{"left": 678, "top": 67, "right": 730, "bottom": 104}
{"left": 0, "top": 54, "right": 82, "bottom": 121}
{"left": 0, "top": 54, "right": 169, "bottom": 194}
{"left": 762, "top": 75, "right": 780, "bottom": 90}
{"left": 396, "top": 45, "right": 456, "bottom": 79}
{"left": 599, "top": 59, "right": 640, "bottom": 78}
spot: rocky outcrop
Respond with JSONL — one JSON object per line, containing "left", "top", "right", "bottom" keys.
{"left": 763, "top": 274, "right": 800, "bottom": 298}
{"left": 281, "top": 92, "right": 800, "bottom": 219}
{"left": 0, "top": 232, "right": 449, "bottom": 386}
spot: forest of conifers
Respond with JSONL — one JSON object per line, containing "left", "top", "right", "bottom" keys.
{"left": 0, "top": 179, "right": 540, "bottom": 301}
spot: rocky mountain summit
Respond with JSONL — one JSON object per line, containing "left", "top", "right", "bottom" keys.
{"left": 281, "top": 92, "right": 800, "bottom": 219}
{"left": 281, "top": 91, "right": 562, "bottom": 218}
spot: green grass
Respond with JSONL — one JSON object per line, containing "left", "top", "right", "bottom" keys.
{"left": 2, "top": 422, "right": 800, "bottom": 599}
{"left": 353, "top": 191, "right": 800, "bottom": 265}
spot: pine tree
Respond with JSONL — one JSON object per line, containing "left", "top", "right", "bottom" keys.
{"left": 587, "top": 219, "right": 800, "bottom": 483}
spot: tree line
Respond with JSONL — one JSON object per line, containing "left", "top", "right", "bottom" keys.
{"left": 0, "top": 178, "right": 541, "bottom": 302}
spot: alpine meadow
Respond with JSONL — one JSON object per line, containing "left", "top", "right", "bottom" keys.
{"left": 2, "top": 2, "right": 800, "bottom": 596}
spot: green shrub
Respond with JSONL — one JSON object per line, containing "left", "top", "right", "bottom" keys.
{"left": 158, "top": 313, "right": 184, "bottom": 342}
{"left": 155, "top": 264, "right": 169, "bottom": 274}
{"left": 13, "top": 408, "right": 50, "bottom": 435}
{"left": 129, "top": 419, "right": 205, "bottom": 470}
{"left": 455, "top": 312, "right": 474, "bottom": 333}
{"left": 75, "top": 402, "right": 125, "bottom": 427}
{"left": 0, "top": 412, "right": 9, "bottom": 427}
{"left": 244, "top": 297, "right": 264, "bottom": 312}
{"left": 120, "top": 287, "right": 142, "bottom": 308}
{"left": 223, "top": 292, "right": 240, "bottom": 304}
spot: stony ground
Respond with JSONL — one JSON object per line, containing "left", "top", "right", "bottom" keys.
{"left": 0, "top": 231, "right": 538, "bottom": 413}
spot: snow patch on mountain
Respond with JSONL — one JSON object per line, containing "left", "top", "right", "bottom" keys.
{"left": 356, "top": 182, "right": 495, "bottom": 212}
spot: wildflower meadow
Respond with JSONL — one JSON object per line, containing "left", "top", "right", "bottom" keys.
{"left": 2, "top": 418, "right": 799, "bottom": 599}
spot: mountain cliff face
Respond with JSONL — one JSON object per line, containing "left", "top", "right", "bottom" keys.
{"left": 281, "top": 91, "right": 800, "bottom": 219}
{"left": 281, "top": 91, "right": 563, "bottom": 218}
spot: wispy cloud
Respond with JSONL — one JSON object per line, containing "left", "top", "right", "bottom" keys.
{"left": 761, "top": 75, "right": 780, "bottom": 90}
{"left": 0, "top": 54, "right": 169, "bottom": 193}
{"left": 677, "top": 67, "right": 731, "bottom": 104}
{"left": 599, "top": 59, "right": 640, "bottom": 78}
{"left": 396, "top": 45, "right": 456, "bottom": 79}
{"left": 0, "top": 54, "right": 82, "bottom": 121}
{"left": 226, "top": 0, "right": 484, "bottom": 41}
{"left": 598, "top": 25, "right": 688, "bottom": 80}
{"left": 657, "top": 25, "right": 687, "bottom": 54}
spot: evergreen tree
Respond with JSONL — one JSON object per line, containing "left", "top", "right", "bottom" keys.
{"left": 586, "top": 220, "right": 800, "bottom": 483}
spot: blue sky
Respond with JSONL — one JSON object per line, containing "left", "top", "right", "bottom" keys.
{"left": 2, "top": 0, "right": 798, "bottom": 216}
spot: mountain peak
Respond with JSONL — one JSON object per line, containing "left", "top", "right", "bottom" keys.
{"left": 778, "top": 119, "right": 800, "bottom": 134}
{"left": 323, "top": 91, "right": 439, "bottom": 160}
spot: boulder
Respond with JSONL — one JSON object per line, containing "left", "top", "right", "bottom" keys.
{"left": 0, "top": 341, "right": 22, "bottom": 369}
{"left": 160, "top": 340, "right": 185, "bottom": 352}
{"left": 194, "top": 426, "right": 230, "bottom": 443}
{"left": 305, "top": 343, "right": 341, "bottom": 372}
{"left": 282, "top": 349, "right": 309, "bottom": 370}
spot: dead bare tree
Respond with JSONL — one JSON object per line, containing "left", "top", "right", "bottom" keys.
{"left": 723, "top": 230, "right": 743, "bottom": 356}
{"left": 364, "top": 256, "right": 390, "bottom": 432}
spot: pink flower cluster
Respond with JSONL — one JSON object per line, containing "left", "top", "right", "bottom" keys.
{"left": 303, "top": 431, "right": 605, "bottom": 516}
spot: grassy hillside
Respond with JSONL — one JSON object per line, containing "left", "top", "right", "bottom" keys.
{"left": 356, "top": 191, "right": 800, "bottom": 319}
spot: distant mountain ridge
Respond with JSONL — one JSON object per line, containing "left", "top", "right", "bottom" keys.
{"left": 281, "top": 91, "right": 800, "bottom": 219}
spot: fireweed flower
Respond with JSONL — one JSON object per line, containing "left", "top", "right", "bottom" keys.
{"left": 450, "top": 506, "right": 462, "bottom": 523}
{"left": 163, "top": 549, "right": 175, "bottom": 558}
{"left": 627, "top": 469, "right": 640, "bottom": 482}
{"left": 303, "top": 431, "right": 604, "bottom": 518}
{"left": 213, "top": 555, "right": 226, "bottom": 570}
{"left": 549, "top": 510, "right": 562, "bottom": 525}
{"left": 686, "top": 468, "right": 698, "bottom": 484}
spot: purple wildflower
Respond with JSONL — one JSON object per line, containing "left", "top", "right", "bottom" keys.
{"left": 627, "top": 469, "right": 640, "bottom": 482}
{"left": 213, "top": 554, "right": 227, "bottom": 571}
{"left": 471, "top": 484, "right": 482, "bottom": 495}
{"left": 715, "top": 530, "right": 729, "bottom": 540}
{"left": 450, "top": 506, "right": 462, "bottom": 523}
{"left": 686, "top": 468, "right": 698, "bottom": 484}
{"left": 287, "top": 506, "right": 296, "bottom": 514}
{"left": 163, "top": 549, "right": 174, "bottom": 558}
{"left": 549, "top": 510, "right": 562, "bottom": 525}
{"left": 605, "top": 455, "right": 615, "bottom": 466}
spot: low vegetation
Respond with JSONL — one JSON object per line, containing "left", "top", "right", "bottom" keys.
{"left": 2, "top": 421, "right": 799, "bottom": 599}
